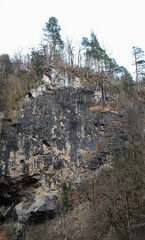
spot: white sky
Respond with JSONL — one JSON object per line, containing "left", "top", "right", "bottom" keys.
{"left": 0, "top": 0, "right": 144, "bottom": 76}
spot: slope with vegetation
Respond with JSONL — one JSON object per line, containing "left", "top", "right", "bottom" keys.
{"left": 0, "top": 16, "right": 145, "bottom": 240}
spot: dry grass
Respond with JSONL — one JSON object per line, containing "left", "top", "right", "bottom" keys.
{"left": 0, "top": 226, "right": 14, "bottom": 240}
{"left": 89, "top": 103, "right": 120, "bottom": 114}
{"left": 0, "top": 71, "right": 40, "bottom": 111}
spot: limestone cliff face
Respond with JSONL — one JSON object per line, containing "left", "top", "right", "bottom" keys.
{"left": 0, "top": 67, "right": 125, "bottom": 234}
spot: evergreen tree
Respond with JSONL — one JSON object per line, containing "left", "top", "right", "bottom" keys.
{"left": 89, "top": 31, "right": 102, "bottom": 71}
{"left": 82, "top": 32, "right": 103, "bottom": 72}
{"left": 120, "top": 66, "right": 132, "bottom": 81}
{"left": 81, "top": 36, "right": 91, "bottom": 73}
{"left": 31, "top": 49, "right": 45, "bottom": 77}
{"left": 82, "top": 32, "right": 122, "bottom": 103}
{"left": 43, "top": 16, "right": 64, "bottom": 64}
{"left": 120, "top": 66, "right": 133, "bottom": 93}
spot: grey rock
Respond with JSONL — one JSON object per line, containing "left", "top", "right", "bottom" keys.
{"left": 0, "top": 67, "right": 127, "bottom": 235}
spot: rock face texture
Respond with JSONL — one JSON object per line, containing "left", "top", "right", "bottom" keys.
{"left": 0, "top": 67, "right": 125, "bottom": 235}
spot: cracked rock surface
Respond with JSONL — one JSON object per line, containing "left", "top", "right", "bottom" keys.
{"left": 0, "top": 67, "right": 126, "bottom": 234}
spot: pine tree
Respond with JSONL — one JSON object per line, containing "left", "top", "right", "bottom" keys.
{"left": 81, "top": 32, "right": 121, "bottom": 104}
{"left": 43, "top": 17, "right": 64, "bottom": 64}
{"left": 30, "top": 49, "right": 45, "bottom": 77}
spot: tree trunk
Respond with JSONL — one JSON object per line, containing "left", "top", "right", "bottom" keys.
{"left": 134, "top": 52, "right": 139, "bottom": 93}
{"left": 78, "top": 49, "right": 81, "bottom": 68}
{"left": 101, "top": 71, "right": 106, "bottom": 104}
{"left": 86, "top": 55, "right": 89, "bottom": 79}
{"left": 97, "top": 60, "right": 100, "bottom": 73}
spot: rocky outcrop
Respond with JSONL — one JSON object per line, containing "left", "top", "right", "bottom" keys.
{"left": 0, "top": 67, "right": 126, "bottom": 236}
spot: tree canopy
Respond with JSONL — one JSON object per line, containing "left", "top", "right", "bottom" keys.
{"left": 43, "top": 16, "right": 64, "bottom": 64}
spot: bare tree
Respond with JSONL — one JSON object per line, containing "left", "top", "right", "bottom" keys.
{"left": 0, "top": 54, "right": 12, "bottom": 81}
{"left": 12, "top": 48, "right": 26, "bottom": 74}
{"left": 77, "top": 46, "right": 82, "bottom": 68}
{"left": 132, "top": 46, "right": 145, "bottom": 93}
{"left": 66, "top": 39, "right": 75, "bottom": 68}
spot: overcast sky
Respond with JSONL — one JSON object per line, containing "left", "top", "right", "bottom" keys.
{"left": 0, "top": 0, "right": 144, "bottom": 76}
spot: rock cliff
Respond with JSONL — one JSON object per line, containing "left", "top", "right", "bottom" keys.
{"left": 0, "top": 67, "right": 126, "bottom": 236}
